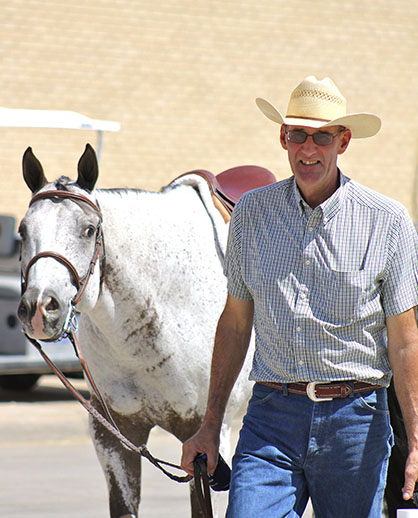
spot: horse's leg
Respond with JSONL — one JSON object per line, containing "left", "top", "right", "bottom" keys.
{"left": 88, "top": 399, "right": 151, "bottom": 518}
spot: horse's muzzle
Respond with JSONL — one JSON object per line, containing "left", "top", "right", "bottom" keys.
{"left": 18, "top": 286, "right": 66, "bottom": 340}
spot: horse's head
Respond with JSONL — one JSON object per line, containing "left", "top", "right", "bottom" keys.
{"left": 17, "top": 144, "right": 104, "bottom": 341}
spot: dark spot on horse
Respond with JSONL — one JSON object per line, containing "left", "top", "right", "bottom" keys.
{"left": 145, "top": 354, "right": 173, "bottom": 373}
{"left": 137, "top": 300, "right": 161, "bottom": 342}
{"left": 126, "top": 328, "right": 139, "bottom": 341}
{"left": 157, "top": 354, "right": 172, "bottom": 368}
{"left": 103, "top": 262, "right": 123, "bottom": 292}
{"left": 155, "top": 405, "right": 203, "bottom": 442}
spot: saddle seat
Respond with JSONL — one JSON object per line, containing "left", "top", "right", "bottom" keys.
{"left": 174, "top": 165, "right": 276, "bottom": 222}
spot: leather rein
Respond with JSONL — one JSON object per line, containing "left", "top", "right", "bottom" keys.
{"left": 21, "top": 189, "right": 192, "bottom": 485}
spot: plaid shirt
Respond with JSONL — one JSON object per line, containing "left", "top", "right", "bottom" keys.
{"left": 224, "top": 172, "right": 418, "bottom": 386}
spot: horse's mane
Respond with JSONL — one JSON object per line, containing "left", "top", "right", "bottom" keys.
{"left": 98, "top": 184, "right": 177, "bottom": 197}
{"left": 100, "top": 187, "right": 148, "bottom": 195}
{"left": 51, "top": 180, "right": 167, "bottom": 197}
{"left": 50, "top": 179, "right": 178, "bottom": 198}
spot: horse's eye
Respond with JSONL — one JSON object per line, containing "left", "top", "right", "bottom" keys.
{"left": 83, "top": 226, "right": 95, "bottom": 238}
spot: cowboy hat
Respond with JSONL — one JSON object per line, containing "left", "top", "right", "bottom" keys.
{"left": 256, "top": 76, "right": 381, "bottom": 138}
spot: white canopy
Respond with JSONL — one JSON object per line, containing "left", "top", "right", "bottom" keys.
{"left": 0, "top": 107, "right": 120, "bottom": 160}
{"left": 0, "top": 107, "right": 120, "bottom": 132}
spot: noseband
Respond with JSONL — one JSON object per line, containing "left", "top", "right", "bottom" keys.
{"left": 21, "top": 190, "right": 105, "bottom": 332}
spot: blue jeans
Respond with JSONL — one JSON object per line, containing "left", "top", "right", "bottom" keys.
{"left": 227, "top": 383, "right": 393, "bottom": 518}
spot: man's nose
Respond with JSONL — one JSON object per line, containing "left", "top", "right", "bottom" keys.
{"left": 300, "top": 135, "right": 318, "bottom": 152}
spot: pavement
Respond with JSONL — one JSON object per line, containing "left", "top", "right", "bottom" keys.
{"left": 0, "top": 375, "right": 313, "bottom": 517}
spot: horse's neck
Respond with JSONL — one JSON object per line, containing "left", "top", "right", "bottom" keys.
{"left": 89, "top": 185, "right": 226, "bottom": 335}
{"left": 97, "top": 184, "right": 211, "bottom": 268}
{"left": 77, "top": 185, "right": 228, "bottom": 410}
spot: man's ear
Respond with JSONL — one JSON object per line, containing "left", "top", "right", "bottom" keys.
{"left": 337, "top": 128, "right": 352, "bottom": 155}
{"left": 280, "top": 125, "right": 288, "bottom": 150}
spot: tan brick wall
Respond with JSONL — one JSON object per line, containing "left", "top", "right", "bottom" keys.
{"left": 0, "top": 0, "right": 417, "bottom": 225}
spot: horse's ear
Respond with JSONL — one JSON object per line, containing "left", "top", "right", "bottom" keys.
{"left": 22, "top": 147, "right": 48, "bottom": 193}
{"left": 77, "top": 144, "right": 99, "bottom": 192}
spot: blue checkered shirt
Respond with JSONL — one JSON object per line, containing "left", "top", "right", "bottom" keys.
{"left": 224, "top": 172, "right": 418, "bottom": 386}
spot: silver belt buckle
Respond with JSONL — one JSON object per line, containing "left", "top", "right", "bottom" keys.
{"left": 306, "top": 381, "right": 333, "bottom": 402}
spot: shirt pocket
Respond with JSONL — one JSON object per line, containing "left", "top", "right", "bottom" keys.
{"left": 315, "top": 268, "right": 373, "bottom": 326}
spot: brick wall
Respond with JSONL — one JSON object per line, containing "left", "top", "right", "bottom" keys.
{"left": 0, "top": 0, "right": 417, "bottom": 224}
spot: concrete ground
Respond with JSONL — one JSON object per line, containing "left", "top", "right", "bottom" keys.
{"left": 0, "top": 375, "right": 313, "bottom": 517}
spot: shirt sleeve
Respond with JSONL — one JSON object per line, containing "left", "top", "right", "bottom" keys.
{"left": 382, "top": 208, "right": 418, "bottom": 317}
{"left": 223, "top": 198, "right": 253, "bottom": 300}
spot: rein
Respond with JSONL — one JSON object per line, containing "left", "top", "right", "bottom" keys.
{"left": 22, "top": 189, "right": 192, "bottom": 485}
{"left": 194, "top": 456, "right": 214, "bottom": 518}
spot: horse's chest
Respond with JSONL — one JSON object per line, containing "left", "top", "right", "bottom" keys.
{"left": 82, "top": 332, "right": 204, "bottom": 419}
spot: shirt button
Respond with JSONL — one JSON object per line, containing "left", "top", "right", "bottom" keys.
{"left": 305, "top": 260, "right": 311, "bottom": 266}
{"left": 296, "top": 326, "right": 301, "bottom": 332}
{"left": 308, "top": 226, "right": 314, "bottom": 232}
{"left": 298, "top": 360, "right": 304, "bottom": 366}
{"left": 300, "top": 293, "right": 306, "bottom": 299}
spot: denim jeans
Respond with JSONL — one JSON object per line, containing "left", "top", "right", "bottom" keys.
{"left": 226, "top": 383, "right": 393, "bottom": 518}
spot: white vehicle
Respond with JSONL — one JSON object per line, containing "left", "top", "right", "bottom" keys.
{"left": 0, "top": 109, "right": 119, "bottom": 390}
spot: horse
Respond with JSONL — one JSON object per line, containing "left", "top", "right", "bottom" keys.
{"left": 17, "top": 144, "right": 259, "bottom": 518}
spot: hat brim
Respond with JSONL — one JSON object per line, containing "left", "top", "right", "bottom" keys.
{"left": 256, "top": 98, "right": 381, "bottom": 139}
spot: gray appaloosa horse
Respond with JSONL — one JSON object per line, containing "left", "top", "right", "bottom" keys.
{"left": 17, "top": 144, "right": 253, "bottom": 518}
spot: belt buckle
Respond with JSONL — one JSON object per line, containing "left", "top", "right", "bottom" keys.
{"left": 306, "top": 381, "right": 333, "bottom": 402}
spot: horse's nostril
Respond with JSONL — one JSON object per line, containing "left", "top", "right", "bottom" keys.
{"left": 44, "top": 297, "right": 59, "bottom": 312}
{"left": 17, "top": 300, "right": 29, "bottom": 321}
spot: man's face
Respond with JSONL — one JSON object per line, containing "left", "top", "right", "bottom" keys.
{"left": 280, "top": 124, "right": 351, "bottom": 207}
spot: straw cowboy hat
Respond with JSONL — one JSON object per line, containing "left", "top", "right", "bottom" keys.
{"left": 256, "top": 76, "right": 381, "bottom": 138}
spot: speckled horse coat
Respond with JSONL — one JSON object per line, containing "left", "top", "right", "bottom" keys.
{"left": 18, "top": 145, "right": 253, "bottom": 518}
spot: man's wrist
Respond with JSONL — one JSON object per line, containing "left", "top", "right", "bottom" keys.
{"left": 202, "top": 409, "right": 224, "bottom": 433}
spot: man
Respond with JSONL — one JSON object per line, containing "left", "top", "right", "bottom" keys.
{"left": 181, "top": 76, "right": 418, "bottom": 517}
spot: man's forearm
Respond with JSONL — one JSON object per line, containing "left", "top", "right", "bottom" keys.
{"left": 203, "top": 304, "right": 253, "bottom": 429}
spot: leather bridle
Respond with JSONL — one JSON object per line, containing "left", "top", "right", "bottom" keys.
{"left": 21, "top": 190, "right": 105, "bottom": 310}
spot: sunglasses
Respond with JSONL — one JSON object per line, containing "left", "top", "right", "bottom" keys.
{"left": 285, "top": 128, "right": 344, "bottom": 146}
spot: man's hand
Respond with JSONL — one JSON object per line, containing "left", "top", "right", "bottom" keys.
{"left": 402, "top": 449, "right": 418, "bottom": 500}
{"left": 181, "top": 423, "right": 220, "bottom": 477}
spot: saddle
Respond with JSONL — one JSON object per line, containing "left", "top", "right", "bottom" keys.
{"left": 174, "top": 165, "right": 276, "bottom": 222}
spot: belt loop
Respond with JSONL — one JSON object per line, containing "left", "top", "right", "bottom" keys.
{"left": 282, "top": 383, "right": 289, "bottom": 397}
{"left": 348, "top": 381, "right": 355, "bottom": 398}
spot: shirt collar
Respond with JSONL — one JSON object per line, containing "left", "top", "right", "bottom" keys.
{"left": 293, "top": 179, "right": 308, "bottom": 216}
{"left": 321, "top": 170, "right": 349, "bottom": 223}
{"left": 293, "top": 169, "right": 349, "bottom": 222}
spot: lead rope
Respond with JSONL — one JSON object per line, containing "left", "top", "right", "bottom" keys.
{"left": 25, "top": 333, "right": 192, "bottom": 484}
{"left": 193, "top": 456, "right": 214, "bottom": 518}
{"left": 66, "top": 329, "right": 119, "bottom": 429}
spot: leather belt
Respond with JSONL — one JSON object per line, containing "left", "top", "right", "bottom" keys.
{"left": 258, "top": 381, "right": 384, "bottom": 402}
